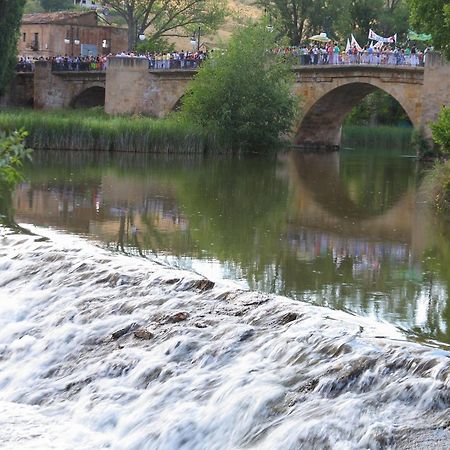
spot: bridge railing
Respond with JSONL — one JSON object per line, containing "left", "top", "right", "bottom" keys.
{"left": 290, "top": 52, "right": 425, "bottom": 67}
{"left": 51, "top": 60, "right": 106, "bottom": 72}
{"left": 148, "top": 59, "right": 202, "bottom": 70}
{"left": 16, "top": 61, "right": 34, "bottom": 72}
{"left": 15, "top": 52, "right": 427, "bottom": 74}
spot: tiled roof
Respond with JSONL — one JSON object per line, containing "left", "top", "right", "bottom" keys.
{"left": 22, "top": 11, "right": 95, "bottom": 24}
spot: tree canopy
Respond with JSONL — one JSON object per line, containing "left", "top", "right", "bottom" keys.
{"left": 0, "top": 0, "right": 26, "bottom": 94}
{"left": 258, "top": 0, "right": 409, "bottom": 47}
{"left": 100, "top": 0, "right": 226, "bottom": 51}
{"left": 408, "top": 0, "right": 450, "bottom": 58}
{"left": 181, "top": 22, "right": 298, "bottom": 151}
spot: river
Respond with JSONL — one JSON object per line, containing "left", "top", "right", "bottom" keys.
{"left": 0, "top": 134, "right": 449, "bottom": 448}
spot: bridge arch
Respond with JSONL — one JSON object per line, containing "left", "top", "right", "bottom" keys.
{"left": 70, "top": 85, "right": 106, "bottom": 109}
{"left": 293, "top": 69, "right": 423, "bottom": 147}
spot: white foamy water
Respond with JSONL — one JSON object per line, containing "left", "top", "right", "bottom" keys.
{"left": 0, "top": 226, "right": 449, "bottom": 449}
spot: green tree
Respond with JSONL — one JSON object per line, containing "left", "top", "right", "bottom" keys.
{"left": 258, "top": 0, "right": 331, "bottom": 46}
{"left": 181, "top": 22, "right": 298, "bottom": 150}
{"left": 24, "top": 0, "right": 44, "bottom": 13}
{"left": 135, "top": 35, "right": 175, "bottom": 54}
{"left": 39, "top": 0, "right": 72, "bottom": 11}
{"left": 0, "top": 0, "right": 26, "bottom": 94}
{"left": 408, "top": 0, "right": 450, "bottom": 58}
{"left": 99, "top": 0, "right": 225, "bottom": 51}
{"left": 431, "top": 106, "right": 450, "bottom": 154}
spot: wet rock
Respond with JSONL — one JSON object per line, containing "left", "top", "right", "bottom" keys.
{"left": 243, "top": 298, "right": 269, "bottom": 307}
{"left": 111, "top": 322, "right": 140, "bottom": 340}
{"left": 239, "top": 329, "right": 255, "bottom": 342}
{"left": 194, "top": 322, "right": 207, "bottom": 328}
{"left": 167, "top": 312, "right": 189, "bottom": 323}
{"left": 186, "top": 279, "right": 215, "bottom": 292}
{"left": 34, "top": 237, "right": 49, "bottom": 242}
{"left": 215, "top": 291, "right": 231, "bottom": 301}
{"left": 133, "top": 328, "right": 154, "bottom": 340}
{"left": 164, "top": 278, "right": 180, "bottom": 285}
{"left": 279, "top": 312, "right": 298, "bottom": 324}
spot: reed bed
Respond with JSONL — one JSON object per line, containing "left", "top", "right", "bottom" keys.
{"left": 0, "top": 109, "right": 220, "bottom": 153}
{"left": 342, "top": 125, "right": 413, "bottom": 150}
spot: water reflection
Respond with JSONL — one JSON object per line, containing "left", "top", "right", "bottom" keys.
{"left": 9, "top": 147, "right": 450, "bottom": 344}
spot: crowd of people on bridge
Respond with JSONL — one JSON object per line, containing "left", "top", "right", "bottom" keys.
{"left": 16, "top": 40, "right": 431, "bottom": 73}
{"left": 16, "top": 50, "right": 209, "bottom": 72}
{"left": 280, "top": 42, "right": 429, "bottom": 66}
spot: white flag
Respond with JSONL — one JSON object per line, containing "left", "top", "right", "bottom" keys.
{"left": 351, "top": 34, "right": 362, "bottom": 51}
{"left": 345, "top": 38, "right": 350, "bottom": 53}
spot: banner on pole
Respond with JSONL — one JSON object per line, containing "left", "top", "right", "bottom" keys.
{"left": 407, "top": 30, "right": 432, "bottom": 41}
{"left": 368, "top": 29, "right": 397, "bottom": 43}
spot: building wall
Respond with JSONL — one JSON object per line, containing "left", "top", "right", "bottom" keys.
{"left": 18, "top": 21, "right": 127, "bottom": 58}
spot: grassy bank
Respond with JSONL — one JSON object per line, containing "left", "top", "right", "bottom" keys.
{"left": 0, "top": 109, "right": 218, "bottom": 153}
{"left": 342, "top": 125, "right": 413, "bottom": 150}
{"left": 425, "top": 159, "right": 450, "bottom": 214}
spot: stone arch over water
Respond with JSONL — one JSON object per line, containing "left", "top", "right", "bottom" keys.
{"left": 70, "top": 85, "right": 106, "bottom": 109}
{"left": 293, "top": 79, "right": 421, "bottom": 146}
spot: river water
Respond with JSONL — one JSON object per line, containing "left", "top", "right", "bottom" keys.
{"left": 1, "top": 139, "right": 450, "bottom": 448}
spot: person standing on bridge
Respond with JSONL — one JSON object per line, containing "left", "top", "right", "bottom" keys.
{"left": 327, "top": 43, "right": 334, "bottom": 64}
{"left": 333, "top": 43, "right": 340, "bottom": 64}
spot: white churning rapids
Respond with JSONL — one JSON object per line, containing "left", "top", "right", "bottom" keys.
{"left": 0, "top": 225, "right": 449, "bottom": 450}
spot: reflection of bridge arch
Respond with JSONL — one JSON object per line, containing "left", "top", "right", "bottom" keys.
{"left": 292, "top": 66, "right": 423, "bottom": 146}
{"left": 286, "top": 152, "right": 420, "bottom": 243}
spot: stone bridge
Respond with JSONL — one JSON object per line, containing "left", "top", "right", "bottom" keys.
{"left": 5, "top": 54, "right": 450, "bottom": 147}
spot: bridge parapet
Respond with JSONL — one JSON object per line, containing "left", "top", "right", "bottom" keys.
{"left": 293, "top": 65, "right": 424, "bottom": 85}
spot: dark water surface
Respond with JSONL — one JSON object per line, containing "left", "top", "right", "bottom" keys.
{"left": 9, "top": 144, "right": 450, "bottom": 345}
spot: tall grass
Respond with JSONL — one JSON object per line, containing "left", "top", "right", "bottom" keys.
{"left": 0, "top": 109, "right": 221, "bottom": 153}
{"left": 342, "top": 125, "right": 413, "bottom": 150}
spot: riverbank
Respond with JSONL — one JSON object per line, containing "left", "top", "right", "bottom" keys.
{"left": 425, "top": 159, "right": 450, "bottom": 213}
{"left": 0, "top": 109, "right": 217, "bottom": 153}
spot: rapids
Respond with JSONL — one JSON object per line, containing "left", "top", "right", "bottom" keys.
{"left": 0, "top": 226, "right": 449, "bottom": 449}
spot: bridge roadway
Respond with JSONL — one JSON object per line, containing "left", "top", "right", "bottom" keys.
{"left": 4, "top": 53, "right": 450, "bottom": 148}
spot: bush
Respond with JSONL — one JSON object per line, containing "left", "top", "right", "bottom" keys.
{"left": 180, "top": 22, "right": 298, "bottom": 151}
{"left": 0, "top": 129, "right": 32, "bottom": 188}
{"left": 431, "top": 106, "right": 450, "bottom": 155}
{"left": 430, "top": 160, "right": 450, "bottom": 213}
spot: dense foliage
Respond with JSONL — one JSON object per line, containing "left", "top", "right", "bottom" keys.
{"left": 432, "top": 106, "right": 450, "bottom": 155}
{"left": 408, "top": 0, "right": 450, "bottom": 58}
{"left": 0, "top": 0, "right": 26, "bottom": 93}
{"left": 345, "top": 91, "right": 411, "bottom": 127}
{"left": 0, "top": 129, "right": 32, "bottom": 187}
{"left": 258, "top": 0, "right": 409, "bottom": 46}
{"left": 427, "top": 107, "right": 450, "bottom": 213}
{"left": 181, "top": 23, "right": 298, "bottom": 151}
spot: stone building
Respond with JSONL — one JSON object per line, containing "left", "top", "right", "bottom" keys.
{"left": 18, "top": 11, "right": 128, "bottom": 58}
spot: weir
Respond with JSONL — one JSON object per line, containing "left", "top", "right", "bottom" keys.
{"left": 3, "top": 53, "right": 450, "bottom": 147}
